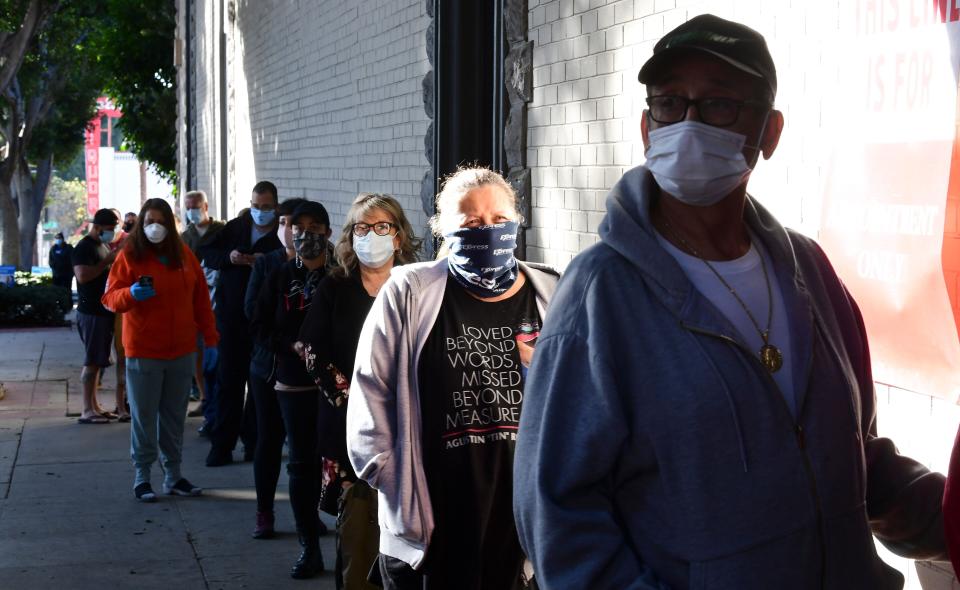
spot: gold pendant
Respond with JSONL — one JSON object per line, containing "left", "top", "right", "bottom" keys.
{"left": 760, "top": 344, "right": 783, "bottom": 373}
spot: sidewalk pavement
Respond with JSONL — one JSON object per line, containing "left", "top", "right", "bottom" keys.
{"left": 0, "top": 324, "right": 337, "bottom": 589}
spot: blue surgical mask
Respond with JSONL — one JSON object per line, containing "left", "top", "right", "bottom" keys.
{"left": 250, "top": 208, "right": 275, "bottom": 226}
{"left": 186, "top": 208, "right": 203, "bottom": 224}
{"left": 445, "top": 220, "right": 519, "bottom": 297}
{"left": 55, "top": 239, "right": 64, "bottom": 246}
{"left": 100, "top": 230, "right": 115, "bottom": 243}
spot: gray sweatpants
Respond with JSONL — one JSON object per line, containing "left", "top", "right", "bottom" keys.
{"left": 126, "top": 353, "right": 196, "bottom": 488}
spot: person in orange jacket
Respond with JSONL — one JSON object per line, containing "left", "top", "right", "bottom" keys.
{"left": 103, "top": 198, "right": 219, "bottom": 502}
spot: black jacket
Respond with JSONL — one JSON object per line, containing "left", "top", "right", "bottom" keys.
{"left": 197, "top": 209, "right": 281, "bottom": 320}
{"left": 48, "top": 244, "right": 74, "bottom": 279}
{"left": 251, "top": 258, "right": 331, "bottom": 388}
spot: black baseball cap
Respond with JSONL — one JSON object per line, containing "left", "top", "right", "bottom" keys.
{"left": 638, "top": 14, "right": 777, "bottom": 99}
{"left": 91, "top": 208, "right": 119, "bottom": 226}
{"left": 291, "top": 201, "right": 330, "bottom": 227}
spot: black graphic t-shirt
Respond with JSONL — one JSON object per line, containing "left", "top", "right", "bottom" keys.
{"left": 417, "top": 274, "right": 541, "bottom": 589}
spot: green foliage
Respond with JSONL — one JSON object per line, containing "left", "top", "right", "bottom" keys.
{"left": 95, "top": 0, "right": 177, "bottom": 180}
{"left": 19, "top": 1, "right": 106, "bottom": 166}
{"left": 55, "top": 148, "right": 84, "bottom": 182}
{"left": 44, "top": 176, "right": 86, "bottom": 236}
{"left": 0, "top": 283, "right": 71, "bottom": 326}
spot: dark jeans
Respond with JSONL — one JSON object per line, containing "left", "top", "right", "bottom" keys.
{"left": 211, "top": 318, "right": 257, "bottom": 455}
{"left": 250, "top": 370, "right": 285, "bottom": 513}
{"left": 276, "top": 390, "right": 322, "bottom": 540}
{"left": 202, "top": 355, "right": 219, "bottom": 425}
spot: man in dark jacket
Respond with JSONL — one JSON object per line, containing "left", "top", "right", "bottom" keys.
{"left": 198, "top": 181, "right": 282, "bottom": 466}
{"left": 514, "top": 15, "right": 947, "bottom": 589}
{"left": 48, "top": 232, "right": 74, "bottom": 290}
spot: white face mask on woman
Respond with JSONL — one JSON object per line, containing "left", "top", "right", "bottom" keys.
{"left": 644, "top": 120, "right": 763, "bottom": 207}
{"left": 144, "top": 223, "right": 168, "bottom": 244}
{"left": 353, "top": 232, "right": 396, "bottom": 268}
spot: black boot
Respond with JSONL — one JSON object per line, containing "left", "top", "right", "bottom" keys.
{"left": 290, "top": 536, "right": 324, "bottom": 579}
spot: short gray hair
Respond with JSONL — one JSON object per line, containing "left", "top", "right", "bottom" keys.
{"left": 184, "top": 190, "right": 207, "bottom": 204}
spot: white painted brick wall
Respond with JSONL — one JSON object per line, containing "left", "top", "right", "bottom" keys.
{"left": 186, "top": 0, "right": 431, "bottom": 236}
{"left": 190, "top": 0, "right": 221, "bottom": 214}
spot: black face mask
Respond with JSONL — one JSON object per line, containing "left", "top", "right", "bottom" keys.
{"left": 122, "top": 222, "right": 134, "bottom": 232}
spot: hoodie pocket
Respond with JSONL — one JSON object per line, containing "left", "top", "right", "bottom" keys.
{"left": 687, "top": 525, "right": 820, "bottom": 590}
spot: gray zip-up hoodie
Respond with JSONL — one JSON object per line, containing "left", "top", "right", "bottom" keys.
{"left": 347, "top": 257, "right": 559, "bottom": 568}
{"left": 513, "top": 166, "right": 946, "bottom": 589}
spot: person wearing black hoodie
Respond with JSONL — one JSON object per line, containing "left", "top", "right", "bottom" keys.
{"left": 197, "top": 181, "right": 282, "bottom": 466}
{"left": 252, "top": 200, "right": 333, "bottom": 579}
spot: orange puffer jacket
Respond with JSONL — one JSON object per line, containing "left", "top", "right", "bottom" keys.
{"left": 102, "top": 244, "right": 218, "bottom": 359}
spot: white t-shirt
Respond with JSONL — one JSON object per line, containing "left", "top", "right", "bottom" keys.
{"left": 656, "top": 230, "right": 796, "bottom": 415}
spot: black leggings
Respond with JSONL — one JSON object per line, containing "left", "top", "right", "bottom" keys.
{"left": 249, "top": 371, "right": 285, "bottom": 513}
{"left": 276, "top": 390, "right": 322, "bottom": 540}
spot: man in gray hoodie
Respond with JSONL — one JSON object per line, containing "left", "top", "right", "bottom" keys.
{"left": 513, "top": 14, "right": 946, "bottom": 589}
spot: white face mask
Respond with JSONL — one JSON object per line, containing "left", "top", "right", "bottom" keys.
{"left": 144, "top": 223, "right": 168, "bottom": 244}
{"left": 353, "top": 232, "right": 396, "bottom": 268}
{"left": 277, "top": 222, "right": 293, "bottom": 251}
{"left": 645, "top": 120, "right": 758, "bottom": 207}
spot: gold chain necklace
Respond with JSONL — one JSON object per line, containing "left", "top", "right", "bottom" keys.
{"left": 659, "top": 217, "right": 783, "bottom": 373}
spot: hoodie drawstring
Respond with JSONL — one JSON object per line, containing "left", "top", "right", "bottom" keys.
{"left": 693, "top": 336, "right": 750, "bottom": 473}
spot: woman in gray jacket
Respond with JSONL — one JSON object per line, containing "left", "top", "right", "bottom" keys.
{"left": 347, "top": 168, "right": 558, "bottom": 589}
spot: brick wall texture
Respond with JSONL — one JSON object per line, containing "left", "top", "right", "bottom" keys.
{"left": 186, "top": 0, "right": 431, "bottom": 233}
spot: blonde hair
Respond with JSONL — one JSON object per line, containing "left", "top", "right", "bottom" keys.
{"left": 429, "top": 167, "right": 520, "bottom": 256}
{"left": 333, "top": 193, "right": 422, "bottom": 277}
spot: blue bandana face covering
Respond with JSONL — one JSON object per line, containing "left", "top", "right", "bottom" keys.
{"left": 445, "top": 220, "right": 520, "bottom": 297}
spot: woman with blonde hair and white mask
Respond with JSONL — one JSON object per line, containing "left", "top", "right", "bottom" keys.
{"left": 347, "top": 168, "right": 559, "bottom": 589}
{"left": 298, "top": 192, "right": 421, "bottom": 589}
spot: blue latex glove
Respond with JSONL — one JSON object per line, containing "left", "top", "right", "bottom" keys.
{"left": 202, "top": 346, "right": 219, "bottom": 372}
{"left": 130, "top": 283, "right": 156, "bottom": 301}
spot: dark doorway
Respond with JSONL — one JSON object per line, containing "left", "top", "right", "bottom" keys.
{"left": 433, "top": 0, "right": 506, "bottom": 186}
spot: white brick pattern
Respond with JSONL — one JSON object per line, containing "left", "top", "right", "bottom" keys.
{"left": 185, "top": 0, "right": 431, "bottom": 235}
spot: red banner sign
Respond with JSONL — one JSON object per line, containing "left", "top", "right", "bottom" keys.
{"left": 819, "top": 1, "right": 960, "bottom": 401}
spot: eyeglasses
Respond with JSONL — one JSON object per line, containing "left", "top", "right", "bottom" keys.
{"left": 645, "top": 95, "right": 769, "bottom": 127}
{"left": 352, "top": 222, "right": 397, "bottom": 237}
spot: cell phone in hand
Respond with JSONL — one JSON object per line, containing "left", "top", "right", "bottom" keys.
{"left": 138, "top": 275, "right": 153, "bottom": 288}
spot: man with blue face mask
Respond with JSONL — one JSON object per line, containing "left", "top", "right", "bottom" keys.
{"left": 48, "top": 232, "right": 75, "bottom": 291}
{"left": 181, "top": 190, "right": 227, "bottom": 428}
{"left": 72, "top": 208, "right": 120, "bottom": 424}
{"left": 514, "top": 14, "right": 947, "bottom": 589}
{"left": 198, "top": 181, "right": 282, "bottom": 466}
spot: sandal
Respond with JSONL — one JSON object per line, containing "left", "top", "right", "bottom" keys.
{"left": 78, "top": 415, "right": 111, "bottom": 424}
{"left": 117, "top": 413, "right": 132, "bottom": 423}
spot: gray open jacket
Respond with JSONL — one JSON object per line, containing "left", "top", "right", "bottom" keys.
{"left": 347, "top": 257, "right": 559, "bottom": 569}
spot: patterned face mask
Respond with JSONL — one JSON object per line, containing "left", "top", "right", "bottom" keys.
{"left": 293, "top": 230, "right": 326, "bottom": 260}
{"left": 445, "top": 220, "right": 519, "bottom": 297}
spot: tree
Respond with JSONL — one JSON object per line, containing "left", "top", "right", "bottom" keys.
{"left": 0, "top": 0, "right": 58, "bottom": 98}
{"left": 0, "top": 1, "right": 103, "bottom": 267}
{"left": 95, "top": 0, "right": 176, "bottom": 179}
